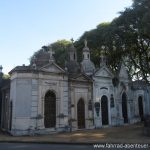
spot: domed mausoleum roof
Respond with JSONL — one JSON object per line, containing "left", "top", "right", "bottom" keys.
{"left": 82, "top": 40, "right": 90, "bottom": 52}
{"left": 66, "top": 60, "right": 80, "bottom": 74}
{"left": 81, "top": 60, "right": 95, "bottom": 75}
{"left": 81, "top": 40, "right": 95, "bottom": 75}
{"left": 66, "top": 39, "right": 80, "bottom": 74}
{"left": 30, "top": 49, "right": 50, "bottom": 68}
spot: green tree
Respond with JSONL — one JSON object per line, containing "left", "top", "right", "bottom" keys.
{"left": 75, "top": 0, "right": 150, "bottom": 81}
{"left": 75, "top": 22, "right": 115, "bottom": 68}
{"left": 50, "top": 39, "right": 71, "bottom": 67}
{"left": 30, "top": 39, "right": 71, "bottom": 68}
{"left": 111, "top": 0, "right": 150, "bottom": 81}
{"left": 30, "top": 0, "right": 150, "bottom": 82}
{"left": 3, "top": 74, "right": 10, "bottom": 79}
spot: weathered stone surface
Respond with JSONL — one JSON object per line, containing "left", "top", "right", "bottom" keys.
{"left": 1, "top": 42, "right": 150, "bottom": 136}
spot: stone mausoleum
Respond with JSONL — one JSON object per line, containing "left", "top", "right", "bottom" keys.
{"left": 0, "top": 40, "right": 150, "bottom": 135}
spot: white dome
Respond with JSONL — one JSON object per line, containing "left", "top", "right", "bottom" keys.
{"left": 81, "top": 60, "right": 95, "bottom": 75}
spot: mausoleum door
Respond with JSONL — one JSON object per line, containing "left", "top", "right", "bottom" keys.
{"left": 138, "top": 96, "right": 144, "bottom": 121}
{"left": 44, "top": 91, "right": 56, "bottom": 128}
{"left": 77, "top": 99, "right": 85, "bottom": 129}
{"left": 101, "top": 95, "right": 109, "bottom": 125}
{"left": 122, "top": 93, "right": 128, "bottom": 123}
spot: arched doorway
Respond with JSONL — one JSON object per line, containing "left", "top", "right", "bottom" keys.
{"left": 122, "top": 93, "right": 128, "bottom": 123}
{"left": 101, "top": 95, "right": 109, "bottom": 125}
{"left": 77, "top": 99, "right": 85, "bottom": 129}
{"left": 44, "top": 91, "right": 56, "bottom": 128}
{"left": 138, "top": 96, "right": 144, "bottom": 121}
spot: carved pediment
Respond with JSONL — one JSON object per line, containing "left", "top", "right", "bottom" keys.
{"left": 72, "top": 74, "right": 92, "bottom": 81}
{"left": 40, "top": 62, "right": 65, "bottom": 73}
{"left": 94, "top": 66, "right": 113, "bottom": 78}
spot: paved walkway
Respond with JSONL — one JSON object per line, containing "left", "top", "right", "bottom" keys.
{"left": 0, "top": 123, "right": 149, "bottom": 144}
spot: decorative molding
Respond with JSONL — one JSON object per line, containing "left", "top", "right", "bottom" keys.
{"left": 100, "top": 87, "right": 108, "bottom": 90}
{"left": 45, "top": 82, "right": 57, "bottom": 86}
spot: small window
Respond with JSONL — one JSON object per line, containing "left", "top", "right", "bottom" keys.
{"left": 87, "top": 54, "right": 89, "bottom": 59}
{"left": 74, "top": 53, "right": 76, "bottom": 60}
{"left": 110, "top": 94, "right": 115, "bottom": 108}
{"left": 83, "top": 54, "right": 84, "bottom": 59}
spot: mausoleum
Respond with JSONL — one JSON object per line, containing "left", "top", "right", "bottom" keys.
{"left": 0, "top": 41, "right": 150, "bottom": 135}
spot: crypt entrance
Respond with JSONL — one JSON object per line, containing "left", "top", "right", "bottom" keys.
{"left": 122, "top": 93, "right": 128, "bottom": 123}
{"left": 44, "top": 91, "right": 56, "bottom": 128}
{"left": 138, "top": 96, "right": 144, "bottom": 121}
{"left": 77, "top": 98, "right": 85, "bottom": 129}
{"left": 101, "top": 95, "right": 109, "bottom": 125}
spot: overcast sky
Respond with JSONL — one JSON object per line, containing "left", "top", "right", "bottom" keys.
{"left": 0, "top": 0, "right": 132, "bottom": 74}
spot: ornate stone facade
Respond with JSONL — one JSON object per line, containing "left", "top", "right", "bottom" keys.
{"left": 0, "top": 42, "right": 150, "bottom": 135}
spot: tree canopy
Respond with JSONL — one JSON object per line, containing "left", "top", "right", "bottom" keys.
{"left": 75, "top": 0, "right": 150, "bottom": 81}
{"left": 111, "top": 0, "right": 150, "bottom": 81}
{"left": 30, "top": 0, "right": 150, "bottom": 82}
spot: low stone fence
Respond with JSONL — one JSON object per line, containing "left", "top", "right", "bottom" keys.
{"left": 144, "top": 115, "right": 150, "bottom": 136}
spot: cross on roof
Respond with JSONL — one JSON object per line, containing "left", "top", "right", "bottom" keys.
{"left": 71, "top": 38, "right": 74, "bottom": 43}
{"left": 49, "top": 46, "right": 55, "bottom": 61}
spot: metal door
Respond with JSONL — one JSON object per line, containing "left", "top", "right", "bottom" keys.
{"left": 77, "top": 99, "right": 85, "bottom": 129}
{"left": 138, "top": 96, "right": 144, "bottom": 121}
{"left": 101, "top": 95, "right": 109, "bottom": 125}
{"left": 122, "top": 93, "right": 128, "bottom": 123}
{"left": 44, "top": 91, "right": 56, "bottom": 128}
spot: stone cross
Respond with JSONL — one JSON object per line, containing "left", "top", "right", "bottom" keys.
{"left": 71, "top": 38, "right": 74, "bottom": 43}
{"left": 32, "top": 56, "right": 37, "bottom": 69}
{"left": 49, "top": 46, "right": 55, "bottom": 61}
{"left": 100, "top": 45, "right": 107, "bottom": 67}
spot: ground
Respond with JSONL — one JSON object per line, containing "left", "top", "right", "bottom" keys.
{"left": 0, "top": 123, "right": 149, "bottom": 144}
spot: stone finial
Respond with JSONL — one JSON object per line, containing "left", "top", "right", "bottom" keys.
{"left": 32, "top": 56, "right": 37, "bottom": 69}
{"left": 83, "top": 39, "right": 90, "bottom": 52}
{"left": 112, "top": 41, "right": 116, "bottom": 51}
{"left": 101, "top": 45, "right": 105, "bottom": 50}
{"left": 69, "top": 38, "right": 76, "bottom": 53}
{"left": 100, "top": 45, "right": 105, "bottom": 57}
{"left": 48, "top": 46, "right": 55, "bottom": 62}
{"left": 84, "top": 39, "right": 87, "bottom": 47}
{"left": 0, "top": 65, "right": 3, "bottom": 73}
{"left": 71, "top": 38, "right": 74, "bottom": 43}
{"left": 100, "top": 46, "right": 107, "bottom": 67}
{"left": 70, "top": 38, "right": 75, "bottom": 49}
{"left": 68, "top": 38, "right": 77, "bottom": 62}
